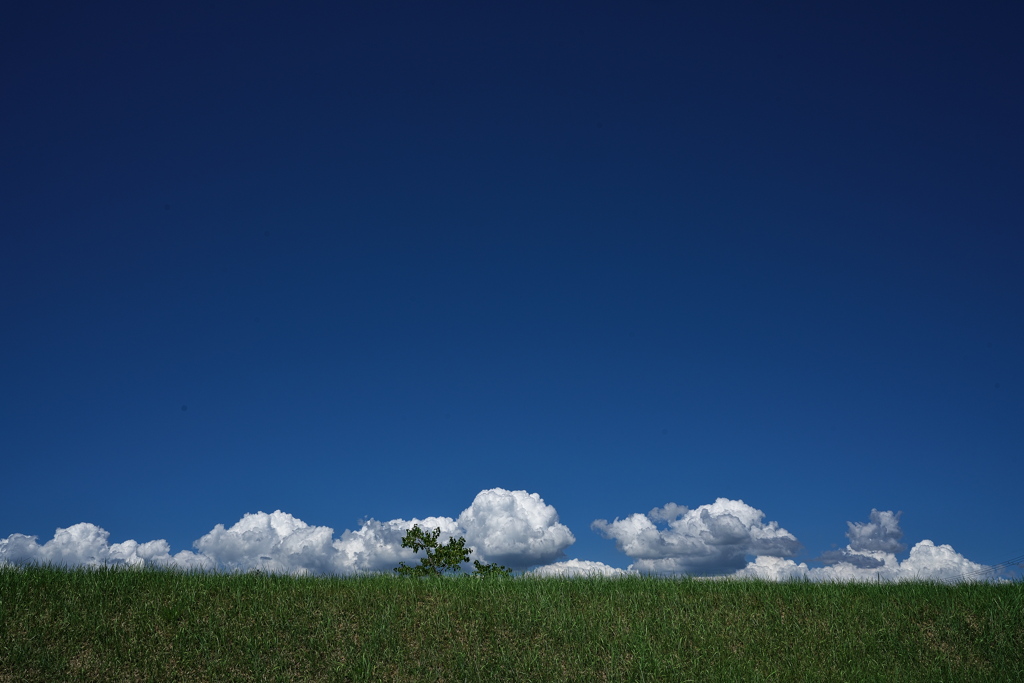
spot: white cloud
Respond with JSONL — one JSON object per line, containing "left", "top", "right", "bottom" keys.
{"left": 731, "top": 555, "right": 812, "bottom": 582}
{"left": 193, "top": 510, "right": 341, "bottom": 575}
{"left": 734, "top": 510, "right": 990, "bottom": 582}
{"left": 846, "top": 509, "right": 907, "bottom": 553}
{"left": 816, "top": 509, "right": 906, "bottom": 568}
{"left": 897, "top": 540, "right": 990, "bottom": 581}
{"left": 527, "top": 559, "right": 633, "bottom": 578}
{"left": 458, "top": 488, "right": 575, "bottom": 569}
{"left": 0, "top": 523, "right": 195, "bottom": 570}
{"left": 188, "top": 511, "right": 472, "bottom": 576}
{"left": 592, "top": 498, "right": 801, "bottom": 575}
{"left": 593, "top": 501, "right": 995, "bottom": 582}
{"left": 0, "top": 488, "right": 575, "bottom": 575}
{"left": 330, "top": 515, "right": 462, "bottom": 575}
{"left": 0, "top": 495, "right": 999, "bottom": 582}
{"left": 733, "top": 539, "right": 991, "bottom": 583}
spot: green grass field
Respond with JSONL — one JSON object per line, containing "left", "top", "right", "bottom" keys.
{"left": 1, "top": 565, "right": 1021, "bottom": 681}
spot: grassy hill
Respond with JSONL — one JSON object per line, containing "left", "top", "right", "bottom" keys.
{"left": 1, "top": 565, "right": 1021, "bottom": 681}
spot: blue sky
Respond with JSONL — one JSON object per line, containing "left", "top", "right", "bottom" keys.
{"left": 2, "top": 2, "right": 1022, "bottom": 579}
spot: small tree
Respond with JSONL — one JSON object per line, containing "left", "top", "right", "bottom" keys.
{"left": 394, "top": 525, "right": 512, "bottom": 578}
{"left": 472, "top": 559, "right": 512, "bottom": 577}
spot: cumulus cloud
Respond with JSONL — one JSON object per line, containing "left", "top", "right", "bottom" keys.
{"left": 193, "top": 510, "right": 336, "bottom": 575}
{"left": 592, "top": 500, "right": 995, "bottom": 582}
{"left": 898, "top": 540, "right": 990, "bottom": 581}
{"left": 330, "top": 515, "right": 462, "bottom": 575}
{"left": 592, "top": 498, "right": 801, "bottom": 575}
{"left": 0, "top": 488, "right": 575, "bottom": 576}
{"left": 815, "top": 549, "right": 885, "bottom": 569}
{"left": 735, "top": 540, "right": 989, "bottom": 583}
{"left": 0, "top": 492, "right": 1001, "bottom": 582}
{"left": 458, "top": 488, "right": 575, "bottom": 569}
{"left": 527, "top": 559, "right": 633, "bottom": 578}
{"left": 0, "top": 523, "right": 212, "bottom": 571}
{"left": 735, "top": 510, "right": 990, "bottom": 582}
{"left": 845, "top": 509, "right": 906, "bottom": 553}
{"left": 730, "top": 555, "right": 812, "bottom": 582}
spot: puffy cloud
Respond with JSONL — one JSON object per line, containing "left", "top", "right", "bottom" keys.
{"left": 898, "top": 540, "right": 989, "bottom": 581}
{"left": 0, "top": 495, "right": 999, "bottom": 582}
{"left": 845, "top": 509, "right": 906, "bottom": 553}
{"left": 331, "top": 516, "right": 462, "bottom": 575}
{"left": 592, "top": 498, "right": 801, "bottom": 575}
{"left": 193, "top": 510, "right": 341, "bottom": 575}
{"left": 731, "top": 555, "right": 812, "bottom": 582}
{"left": 735, "top": 510, "right": 990, "bottom": 582}
{"left": 527, "top": 559, "right": 633, "bottom": 578}
{"left": 166, "top": 550, "right": 217, "bottom": 572}
{"left": 191, "top": 511, "right": 470, "bottom": 576}
{"left": 593, "top": 502, "right": 995, "bottom": 583}
{"left": 0, "top": 523, "right": 197, "bottom": 570}
{"left": 458, "top": 488, "right": 575, "bottom": 569}
{"left": 816, "top": 549, "right": 885, "bottom": 569}
{"left": 736, "top": 539, "right": 989, "bottom": 583}
{"left": 0, "top": 488, "right": 575, "bottom": 575}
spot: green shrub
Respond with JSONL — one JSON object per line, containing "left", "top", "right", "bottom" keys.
{"left": 393, "top": 525, "right": 512, "bottom": 577}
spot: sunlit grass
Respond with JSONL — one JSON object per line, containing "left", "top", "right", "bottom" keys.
{"left": 1, "top": 564, "right": 1021, "bottom": 681}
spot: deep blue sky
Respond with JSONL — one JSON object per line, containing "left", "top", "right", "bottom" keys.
{"left": 2, "top": 1, "right": 1022, "bottom": 574}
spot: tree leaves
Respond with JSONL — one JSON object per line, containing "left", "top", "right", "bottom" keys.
{"left": 394, "top": 526, "right": 512, "bottom": 578}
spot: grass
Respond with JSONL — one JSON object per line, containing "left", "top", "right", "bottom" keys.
{"left": 1, "top": 564, "right": 1021, "bottom": 681}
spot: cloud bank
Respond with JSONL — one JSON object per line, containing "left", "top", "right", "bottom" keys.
{"left": 732, "top": 508, "right": 988, "bottom": 582}
{"left": 527, "top": 559, "right": 633, "bottom": 578}
{"left": 816, "top": 509, "right": 906, "bottom": 568}
{"left": 0, "top": 488, "right": 575, "bottom": 576}
{"left": 592, "top": 498, "right": 802, "bottom": 575}
{"left": 0, "top": 491, "right": 1002, "bottom": 582}
{"left": 732, "top": 539, "right": 989, "bottom": 583}
{"left": 0, "top": 523, "right": 197, "bottom": 570}
{"left": 458, "top": 488, "right": 575, "bottom": 569}
{"left": 593, "top": 502, "right": 989, "bottom": 582}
